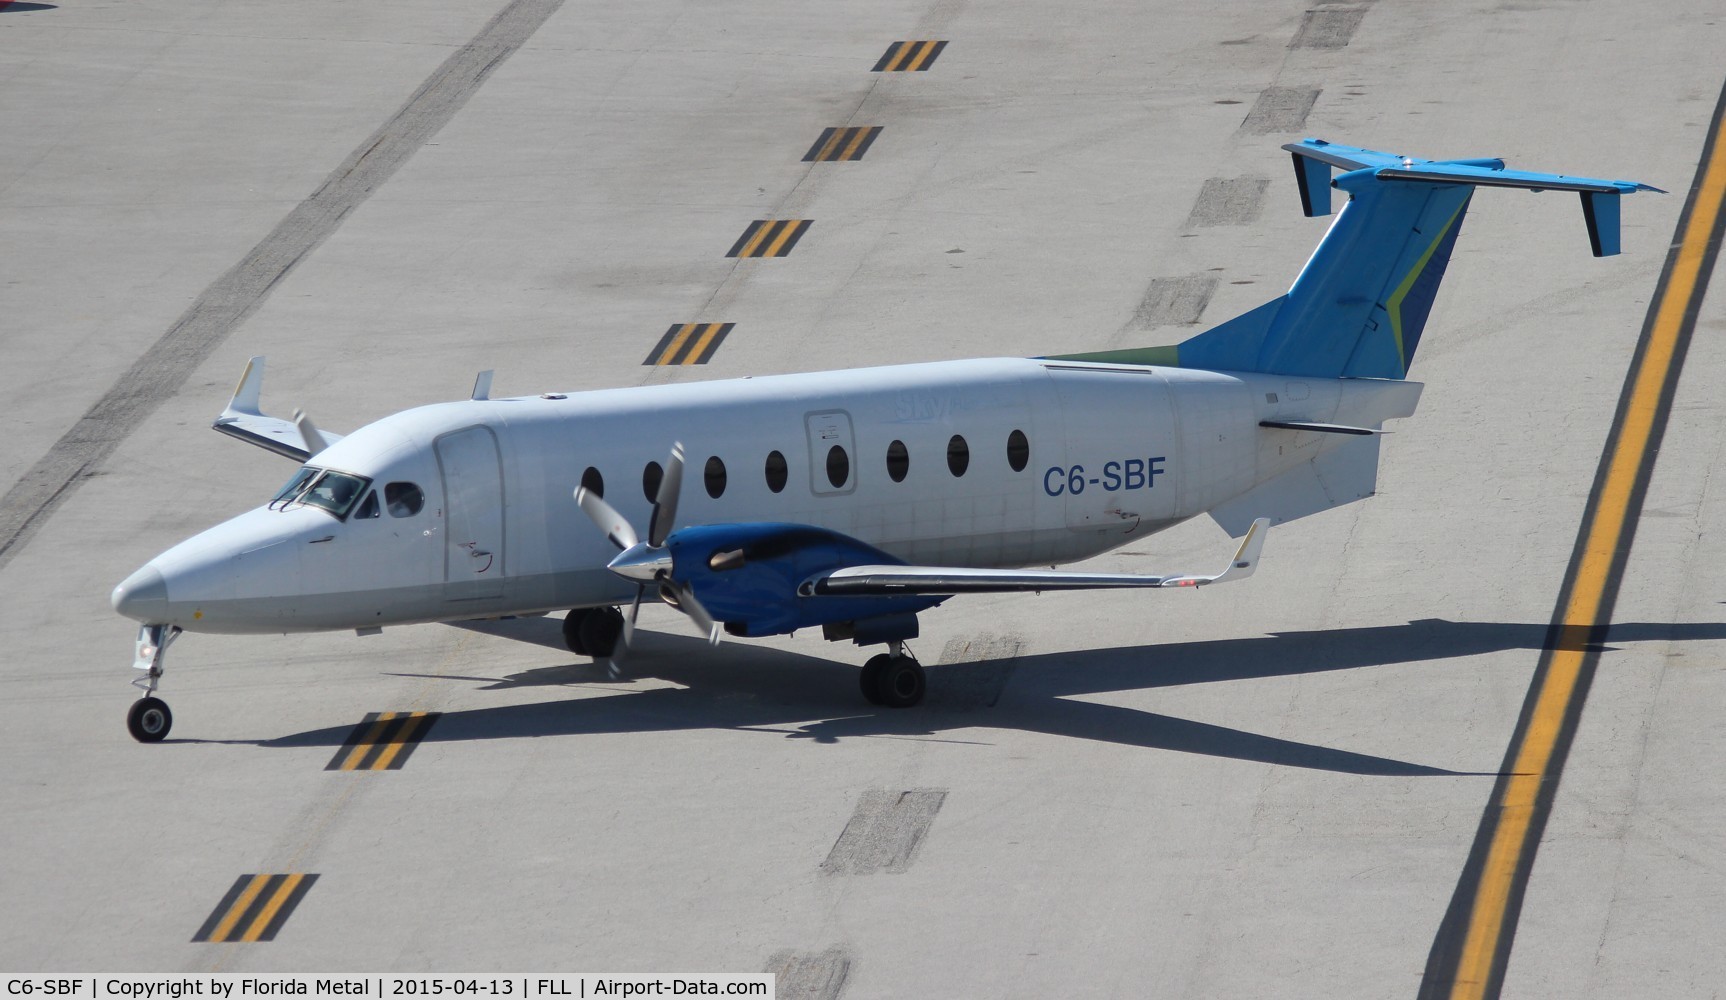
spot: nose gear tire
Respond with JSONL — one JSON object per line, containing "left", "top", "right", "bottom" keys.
{"left": 127, "top": 697, "right": 172, "bottom": 742}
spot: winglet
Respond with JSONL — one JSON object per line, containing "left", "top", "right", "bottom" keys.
{"left": 210, "top": 356, "right": 345, "bottom": 461}
{"left": 229, "top": 357, "right": 266, "bottom": 416}
{"left": 1161, "top": 517, "right": 1270, "bottom": 588}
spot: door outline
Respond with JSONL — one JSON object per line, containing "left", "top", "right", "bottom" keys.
{"left": 434, "top": 425, "right": 506, "bottom": 600}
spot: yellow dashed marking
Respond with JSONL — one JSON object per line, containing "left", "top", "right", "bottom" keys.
{"left": 803, "top": 126, "right": 883, "bottom": 162}
{"left": 645, "top": 323, "right": 733, "bottom": 366}
{"left": 325, "top": 711, "right": 439, "bottom": 771}
{"left": 873, "top": 40, "right": 947, "bottom": 72}
{"left": 726, "top": 220, "right": 811, "bottom": 258}
{"left": 193, "top": 874, "right": 318, "bottom": 943}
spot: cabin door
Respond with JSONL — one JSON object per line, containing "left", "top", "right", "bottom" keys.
{"left": 435, "top": 425, "right": 506, "bottom": 601}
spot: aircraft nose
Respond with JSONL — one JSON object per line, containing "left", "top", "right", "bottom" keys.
{"left": 112, "top": 565, "right": 169, "bottom": 622}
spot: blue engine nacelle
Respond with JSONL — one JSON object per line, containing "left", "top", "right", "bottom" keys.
{"left": 662, "top": 523, "right": 946, "bottom": 639}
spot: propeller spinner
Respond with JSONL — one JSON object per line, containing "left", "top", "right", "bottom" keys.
{"left": 573, "top": 443, "right": 721, "bottom": 663}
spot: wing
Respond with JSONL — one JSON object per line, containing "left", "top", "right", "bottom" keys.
{"left": 210, "top": 356, "right": 344, "bottom": 460}
{"left": 808, "top": 518, "right": 1270, "bottom": 597}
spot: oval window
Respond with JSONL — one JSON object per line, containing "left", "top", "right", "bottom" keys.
{"left": 580, "top": 466, "right": 604, "bottom": 498}
{"left": 704, "top": 456, "right": 727, "bottom": 499}
{"left": 385, "top": 482, "right": 424, "bottom": 518}
{"left": 826, "top": 445, "right": 850, "bottom": 489}
{"left": 1007, "top": 429, "right": 1030, "bottom": 472}
{"left": 947, "top": 434, "right": 970, "bottom": 477}
{"left": 886, "top": 440, "right": 909, "bottom": 483}
{"left": 642, "top": 461, "right": 663, "bottom": 502}
{"left": 764, "top": 450, "right": 788, "bottom": 493}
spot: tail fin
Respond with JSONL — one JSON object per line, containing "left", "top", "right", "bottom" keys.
{"left": 1051, "top": 140, "right": 1660, "bottom": 379}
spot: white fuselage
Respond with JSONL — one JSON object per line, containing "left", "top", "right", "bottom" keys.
{"left": 117, "top": 357, "right": 1418, "bottom": 633}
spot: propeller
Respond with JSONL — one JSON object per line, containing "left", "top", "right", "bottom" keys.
{"left": 573, "top": 443, "right": 722, "bottom": 665}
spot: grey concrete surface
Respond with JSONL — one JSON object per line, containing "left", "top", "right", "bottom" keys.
{"left": 3, "top": 0, "right": 1724, "bottom": 996}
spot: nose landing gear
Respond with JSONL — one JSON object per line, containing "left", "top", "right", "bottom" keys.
{"left": 127, "top": 624, "right": 181, "bottom": 743}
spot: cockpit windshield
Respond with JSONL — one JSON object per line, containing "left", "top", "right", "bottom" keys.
{"left": 268, "top": 466, "right": 373, "bottom": 520}
{"left": 271, "top": 468, "right": 319, "bottom": 508}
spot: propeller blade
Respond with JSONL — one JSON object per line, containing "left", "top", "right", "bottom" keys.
{"left": 575, "top": 486, "right": 639, "bottom": 551}
{"left": 606, "top": 587, "right": 645, "bottom": 679}
{"left": 673, "top": 582, "right": 722, "bottom": 646}
{"left": 648, "top": 442, "right": 685, "bottom": 548}
{"left": 623, "top": 585, "right": 643, "bottom": 648}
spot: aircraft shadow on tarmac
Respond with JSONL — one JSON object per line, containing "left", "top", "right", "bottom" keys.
{"left": 0, "top": 4, "right": 60, "bottom": 11}
{"left": 256, "top": 617, "right": 1726, "bottom": 778}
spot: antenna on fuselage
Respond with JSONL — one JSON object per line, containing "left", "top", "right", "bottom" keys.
{"left": 471, "top": 370, "right": 494, "bottom": 401}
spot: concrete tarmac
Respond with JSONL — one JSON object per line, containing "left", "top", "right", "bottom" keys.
{"left": 3, "top": 0, "right": 1724, "bottom": 996}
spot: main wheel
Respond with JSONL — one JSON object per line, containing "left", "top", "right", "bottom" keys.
{"left": 578, "top": 605, "right": 625, "bottom": 658}
{"left": 127, "top": 697, "right": 172, "bottom": 743}
{"left": 875, "top": 656, "right": 926, "bottom": 709}
{"left": 562, "top": 609, "right": 593, "bottom": 656}
{"left": 860, "top": 654, "right": 892, "bottom": 706}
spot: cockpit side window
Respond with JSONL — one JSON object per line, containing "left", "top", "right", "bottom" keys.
{"left": 354, "top": 491, "right": 380, "bottom": 520}
{"left": 385, "top": 482, "right": 424, "bottom": 518}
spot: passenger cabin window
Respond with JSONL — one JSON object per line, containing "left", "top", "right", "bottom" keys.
{"left": 643, "top": 461, "right": 664, "bottom": 502}
{"left": 354, "top": 491, "right": 380, "bottom": 519}
{"left": 826, "top": 445, "right": 850, "bottom": 489}
{"left": 947, "top": 435, "right": 970, "bottom": 477}
{"left": 764, "top": 451, "right": 788, "bottom": 493}
{"left": 886, "top": 440, "right": 909, "bottom": 483}
{"left": 705, "top": 456, "right": 727, "bottom": 499}
{"left": 580, "top": 466, "right": 604, "bottom": 498}
{"left": 1007, "top": 429, "right": 1030, "bottom": 472}
{"left": 385, "top": 482, "right": 424, "bottom": 518}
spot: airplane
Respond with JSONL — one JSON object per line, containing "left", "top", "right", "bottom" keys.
{"left": 110, "top": 139, "right": 1658, "bottom": 742}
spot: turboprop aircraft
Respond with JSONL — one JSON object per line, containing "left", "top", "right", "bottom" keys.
{"left": 110, "top": 139, "right": 1657, "bottom": 742}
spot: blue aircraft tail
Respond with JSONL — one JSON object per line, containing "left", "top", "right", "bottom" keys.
{"left": 1050, "top": 139, "right": 1659, "bottom": 379}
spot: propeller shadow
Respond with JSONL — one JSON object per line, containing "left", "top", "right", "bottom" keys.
{"left": 262, "top": 616, "right": 1726, "bottom": 775}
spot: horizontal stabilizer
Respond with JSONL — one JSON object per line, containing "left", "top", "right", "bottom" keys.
{"left": 811, "top": 518, "right": 1270, "bottom": 595}
{"left": 211, "top": 357, "right": 344, "bottom": 461}
{"left": 1285, "top": 138, "right": 1661, "bottom": 258}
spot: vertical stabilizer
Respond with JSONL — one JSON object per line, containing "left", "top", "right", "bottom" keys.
{"left": 1045, "top": 140, "right": 1659, "bottom": 378}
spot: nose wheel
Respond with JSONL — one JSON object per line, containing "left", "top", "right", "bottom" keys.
{"left": 127, "top": 697, "right": 173, "bottom": 742}
{"left": 126, "top": 624, "right": 180, "bottom": 743}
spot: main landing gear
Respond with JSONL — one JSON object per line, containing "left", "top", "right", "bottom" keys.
{"left": 562, "top": 606, "right": 624, "bottom": 659}
{"left": 126, "top": 624, "right": 181, "bottom": 743}
{"left": 860, "top": 641, "right": 925, "bottom": 709}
